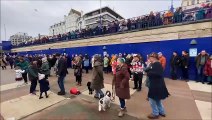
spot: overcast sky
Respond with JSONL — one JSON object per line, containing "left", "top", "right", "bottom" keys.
{"left": 0, "top": 0, "right": 181, "bottom": 42}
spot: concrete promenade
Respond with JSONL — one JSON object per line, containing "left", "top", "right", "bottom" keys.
{"left": 0, "top": 68, "right": 211, "bottom": 120}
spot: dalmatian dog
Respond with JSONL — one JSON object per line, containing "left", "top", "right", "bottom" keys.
{"left": 98, "top": 91, "right": 111, "bottom": 111}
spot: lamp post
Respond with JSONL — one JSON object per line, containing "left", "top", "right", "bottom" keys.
{"left": 4, "top": 24, "right": 6, "bottom": 40}
{"left": 99, "top": 0, "right": 102, "bottom": 28}
{"left": 189, "top": 39, "right": 198, "bottom": 57}
{"left": 103, "top": 46, "right": 107, "bottom": 56}
{"left": 170, "top": 0, "right": 174, "bottom": 12}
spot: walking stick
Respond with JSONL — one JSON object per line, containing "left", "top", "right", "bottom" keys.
{"left": 111, "top": 75, "right": 116, "bottom": 102}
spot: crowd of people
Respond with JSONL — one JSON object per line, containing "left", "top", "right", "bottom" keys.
{"left": 13, "top": 3, "right": 212, "bottom": 48}
{"left": 0, "top": 49, "right": 211, "bottom": 118}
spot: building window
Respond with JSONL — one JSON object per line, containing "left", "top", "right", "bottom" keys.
{"left": 197, "top": 0, "right": 199, "bottom": 4}
{"left": 192, "top": 0, "right": 195, "bottom": 5}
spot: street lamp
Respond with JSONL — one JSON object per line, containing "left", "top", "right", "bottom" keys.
{"left": 103, "top": 46, "right": 107, "bottom": 56}
{"left": 4, "top": 24, "right": 6, "bottom": 40}
{"left": 99, "top": 0, "right": 102, "bottom": 28}
{"left": 189, "top": 39, "right": 198, "bottom": 57}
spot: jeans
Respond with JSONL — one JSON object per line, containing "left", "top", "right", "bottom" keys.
{"left": 94, "top": 89, "right": 104, "bottom": 98}
{"left": 119, "top": 98, "right": 125, "bottom": 109}
{"left": 30, "top": 78, "right": 37, "bottom": 93}
{"left": 58, "top": 76, "right": 65, "bottom": 93}
{"left": 149, "top": 98, "right": 165, "bottom": 116}
{"left": 197, "top": 65, "right": 206, "bottom": 83}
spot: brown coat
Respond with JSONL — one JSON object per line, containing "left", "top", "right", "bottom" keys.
{"left": 91, "top": 61, "right": 104, "bottom": 90}
{"left": 115, "top": 64, "right": 130, "bottom": 99}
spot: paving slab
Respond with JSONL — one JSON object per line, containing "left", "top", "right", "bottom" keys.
{"left": 126, "top": 80, "right": 202, "bottom": 120}
{"left": 195, "top": 100, "right": 212, "bottom": 120}
{"left": 1, "top": 91, "right": 66, "bottom": 120}
{"left": 187, "top": 81, "right": 212, "bottom": 93}
{"left": 0, "top": 69, "right": 16, "bottom": 85}
{"left": 82, "top": 83, "right": 136, "bottom": 105}
{"left": 23, "top": 97, "right": 139, "bottom": 120}
{"left": 0, "top": 83, "right": 30, "bottom": 92}
{"left": 192, "top": 90, "right": 212, "bottom": 102}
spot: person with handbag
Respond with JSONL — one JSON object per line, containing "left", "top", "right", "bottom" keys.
{"left": 114, "top": 58, "right": 130, "bottom": 117}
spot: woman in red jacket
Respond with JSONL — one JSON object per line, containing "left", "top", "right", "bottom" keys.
{"left": 204, "top": 55, "right": 212, "bottom": 85}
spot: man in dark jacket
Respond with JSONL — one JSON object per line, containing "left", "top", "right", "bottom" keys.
{"left": 195, "top": 50, "right": 209, "bottom": 84}
{"left": 170, "top": 51, "right": 181, "bottom": 80}
{"left": 180, "top": 51, "right": 189, "bottom": 81}
{"left": 28, "top": 61, "right": 38, "bottom": 95}
{"left": 145, "top": 53, "right": 170, "bottom": 119}
{"left": 56, "top": 53, "right": 68, "bottom": 95}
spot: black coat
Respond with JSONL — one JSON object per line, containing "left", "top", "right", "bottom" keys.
{"left": 39, "top": 79, "right": 50, "bottom": 92}
{"left": 170, "top": 55, "right": 181, "bottom": 67}
{"left": 180, "top": 55, "right": 189, "bottom": 67}
{"left": 147, "top": 62, "right": 170, "bottom": 100}
{"left": 57, "top": 57, "right": 68, "bottom": 77}
{"left": 74, "top": 62, "right": 82, "bottom": 76}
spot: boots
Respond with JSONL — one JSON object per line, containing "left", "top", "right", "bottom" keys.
{"left": 118, "top": 108, "right": 127, "bottom": 117}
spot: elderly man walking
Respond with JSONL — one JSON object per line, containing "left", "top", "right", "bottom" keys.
{"left": 195, "top": 50, "right": 209, "bottom": 84}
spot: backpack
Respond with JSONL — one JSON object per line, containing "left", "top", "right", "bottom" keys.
{"left": 70, "top": 87, "right": 81, "bottom": 95}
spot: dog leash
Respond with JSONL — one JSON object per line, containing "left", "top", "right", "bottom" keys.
{"left": 111, "top": 83, "right": 115, "bottom": 102}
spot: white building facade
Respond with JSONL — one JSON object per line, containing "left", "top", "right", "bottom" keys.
{"left": 49, "top": 7, "right": 124, "bottom": 35}
{"left": 10, "top": 32, "right": 32, "bottom": 45}
{"left": 49, "top": 9, "right": 81, "bottom": 36}
{"left": 78, "top": 6, "right": 124, "bottom": 29}
{"left": 182, "top": 0, "right": 212, "bottom": 10}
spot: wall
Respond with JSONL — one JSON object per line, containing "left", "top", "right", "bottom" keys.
{"left": 13, "top": 20, "right": 212, "bottom": 80}
{"left": 18, "top": 37, "right": 212, "bottom": 80}
{"left": 2, "top": 41, "right": 12, "bottom": 51}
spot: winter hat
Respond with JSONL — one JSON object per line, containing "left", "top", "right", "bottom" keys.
{"left": 118, "top": 58, "right": 125, "bottom": 63}
{"left": 42, "top": 57, "right": 47, "bottom": 63}
{"left": 149, "top": 52, "right": 159, "bottom": 60}
{"left": 158, "top": 52, "right": 162, "bottom": 55}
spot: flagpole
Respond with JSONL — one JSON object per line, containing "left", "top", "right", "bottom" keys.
{"left": 171, "top": 0, "right": 174, "bottom": 12}
{"left": 100, "top": 0, "right": 102, "bottom": 28}
{"left": 4, "top": 24, "right": 6, "bottom": 40}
